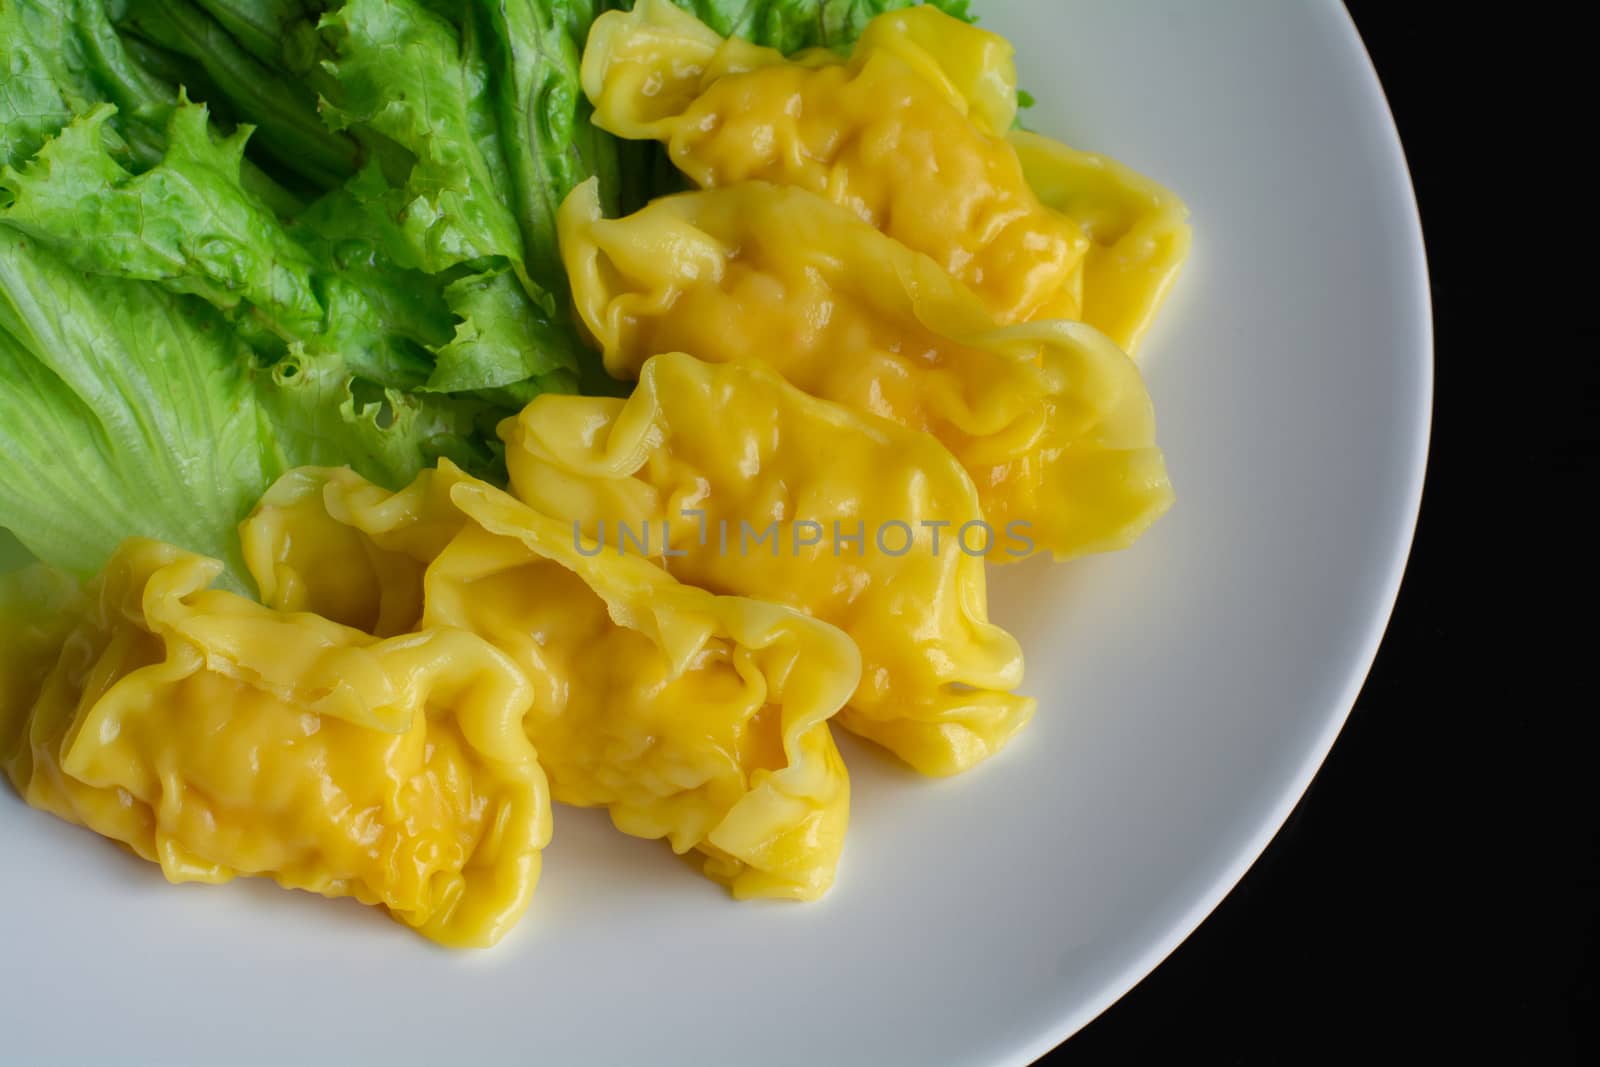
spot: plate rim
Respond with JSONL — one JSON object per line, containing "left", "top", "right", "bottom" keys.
{"left": 1005, "top": 2, "right": 1434, "bottom": 1059}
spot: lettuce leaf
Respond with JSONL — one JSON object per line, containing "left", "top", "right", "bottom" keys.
{"left": 1, "top": 0, "right": 310, "bottom": 211}
{"left": 186, "top": 0, "right": 323, "bottom": 68}
{"left": 318, "top": 0, "right": 531, "bottom": 280}
{"left": 1, "top": 0, "right": 173, "bottom": 169}
{"left": 2, "top": 0, "right": 945, "bottom": 586}
{"left": 116, "top": 0, "right": 362, "bottom": 190}
{"left": 0, "top": 99, "right": 433, "bottom": 389}
{"left": 0, "top": 226, "right": 274, "bottom": 582}
{"left": 252, "top": 342, "right": 496, "bottom": 487}
{"left": 0, "top": 220, "right": 496, "bottom": 585}
{"left": 431, "top": 267, "right": 580, "bottom": 395}
{"left": 471, "top": 0, "right": 622, "bottom": 293}
{"left": 313, "top": 0, "right": 588, "bottom": 384}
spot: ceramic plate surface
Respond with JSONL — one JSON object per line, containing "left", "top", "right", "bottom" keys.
{"left": 0, "top": 2, "right": 1429, "bottom": 1062}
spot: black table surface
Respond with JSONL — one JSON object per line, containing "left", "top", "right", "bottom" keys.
{"left": 1040, "top": 3, "right": 1595, "bottom": 1062}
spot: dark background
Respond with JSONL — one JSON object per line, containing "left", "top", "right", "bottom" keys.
{"left": 1043, "top": 4, "right": 1595, "bottom": 1062}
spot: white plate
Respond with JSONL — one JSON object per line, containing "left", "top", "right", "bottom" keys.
{"left": 0, "top": 1, "right": 1429, "bottom": 1062}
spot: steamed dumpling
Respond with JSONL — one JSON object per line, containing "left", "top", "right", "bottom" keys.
{"left": 1009, "top": 131, "right": 1192, "bottom": 354}
{"left": 503, "top": 352, "right": 1035, "bottom": 776}
{"left": 243, "top": 463, "right": 860, "bottom": 900}
{"left": 582, "top": 0, "right": 1189, "bottom": 345}
{"left": 559, "top": 179, "right": 1173, "bottom": 562}
{"left": 0, "top": 539, "right": 551, "bottom": 948}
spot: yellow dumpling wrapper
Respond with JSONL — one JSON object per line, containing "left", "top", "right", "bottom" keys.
{"left": 242, "top": 464, "right": 860, "bottom": 901}
{"left": 502, "top": 352, "right": 1033, "bottom": 776}
{"left": 582, "top": 0, "right": 1188, "bottom": 344}
{"left": 241, "top": 463, "right": 467, "bottom": 637}
{"left": 559, "top": 178, "right": 1173, "bottom": 561}
{"left": 1009, "top": 131, "right": 1193, "bottom": 355}
{"left": 583, "top": 0, "right": 1077, "bottom": 327}
{"left": 0, "top": 563, "right": 82, "bottom": 725}
{"left": 0, "top": 539, "right": 551, "bottom": 948}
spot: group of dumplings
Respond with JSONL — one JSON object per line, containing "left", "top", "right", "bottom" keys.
{"left": 0, "top": 2, "right": 1188, "bottom": 947}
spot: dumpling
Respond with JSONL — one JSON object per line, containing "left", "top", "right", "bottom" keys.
{"left": 0, "top": 562, "right": 83, "bottom": 747}
{"left": 240, "top": 464, "right": 470, "bottom": 637}
{"left": 0, "top": 539, "right": 551, "bottom": 948}
{"left": 436, "top": 485, "right": 858, "bottom": 900}
{"left": 1009, "top": 131, "right": 1192, "bottom": 355}
{"left": 559, "top": 178, "right": 1173, "bottom": 562}
{"left": 582, "top": 0, "right": 1190, "bottom": 344}
{"left": 242, "top": 464, "right": 860, "bottom": 900}
{"left": 502, "top": 351, "right": 1033, "bottom": 776}
{"left": 582, "top": 0, "right": 1083, "bottom": 326}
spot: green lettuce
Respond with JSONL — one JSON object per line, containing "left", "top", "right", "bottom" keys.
{"left": 318, "top": 0, "right": 532, "bottom": 278}
{"left": 0, "top": 217, "right": 494, "bottom": 585}
{"left": 1, "top": 100, "right": 434, "bottom": 389}
{"left": 430, "top": 267, "right": 579, "bottom": 396}
{"left": 1, "top": 0, "right": 975, "bottom": 588}
{"left": 0, "top": 226, "right": 275, "bottom": 582}
{"left": 116, "top": 0, "right": 363, "bottom": 190}
{"left": 471, "top": 0, "right": 621, "bottom": 290}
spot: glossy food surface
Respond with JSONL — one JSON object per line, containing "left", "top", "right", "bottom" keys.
{"left": 0, "top": 539, "right": 550, "bottom": 948}
{"left": 243, "top": 464, "right": 859, "bottom": 900}
{"left": 559, "top": 178, "right": 1174, "bottom": 561}
{"left": 506, "top": 352, "right": 1033, "bottom": 775}
{"left": 586, "top": 1, "right": 1076, "bottom": 325}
